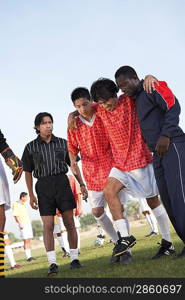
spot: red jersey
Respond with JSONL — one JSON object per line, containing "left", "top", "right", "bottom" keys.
{"left": 96, "top": 95, "right": 152, "bottom": 171}
{"left": 67, "top": 114, "right": 113, "bottom": 191}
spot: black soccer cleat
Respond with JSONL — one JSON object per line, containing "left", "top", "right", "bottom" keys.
{"left": 119, "top": 251, "right": 133, "bottom": 265}
{"left": 70, "top": 259, "right": 83, "bottom": 269}
{"left": 47, "top": 263, "right": 59, "bottom": 276}
{"left": 113, "top": 235, "right": 136, "bottom": 257}
{"left": 27, "top": 257, "right": 36, "bottom": 262}
{"left": 109, "top": 254, "right": 120, "bottom": 264}
{"left": 145, "top": 231, "right": 158, "bottom": 237}
{"left": 173, "top": 246, "right": 185, "bottom": 259}
{"left": 152, "top": 239, "right": 175, "bottom": 259}
{"left": 97, "top": 234, "right": 106, "bottom": 239}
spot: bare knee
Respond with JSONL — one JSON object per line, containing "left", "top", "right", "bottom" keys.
{"left": 62, "top": 212, "right": 76, "bottom": 231}
{"left": 146, "top": 196, "right": 161, "bottom": 209}
{"left": 92, "top": 207, "right": 104, "bottom": 218}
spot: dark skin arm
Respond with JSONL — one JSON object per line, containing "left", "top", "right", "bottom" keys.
{"left": 155, "top": 136, "right": 170, "bottom": 157}
{"left": 69, "top": 151, "right": 88, "bottom": 201}
{"left": 25, "top": 171, "right": 38, "bottom": 210}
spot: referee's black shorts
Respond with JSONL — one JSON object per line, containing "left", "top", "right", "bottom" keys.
{"left": 35, "top": 174, "right": 76, "bottom": 216}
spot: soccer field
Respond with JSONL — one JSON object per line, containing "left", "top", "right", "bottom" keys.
{"left": 5, "top": 222, "right": 185, "bottom": 278}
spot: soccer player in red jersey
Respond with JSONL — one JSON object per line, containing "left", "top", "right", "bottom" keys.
{"left": 68, "top": 87, "right": 131, "bottom": 264}
{"left": 90, "top": 78, "right": 174, "bottom": 259}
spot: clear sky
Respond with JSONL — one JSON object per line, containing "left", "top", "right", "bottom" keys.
{"left": 1, "top": 0, "right": 185, "bottom": 237}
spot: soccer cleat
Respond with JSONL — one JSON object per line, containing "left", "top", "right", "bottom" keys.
{"left": 47, "top": 263, "right": 59, "bottom": 276}
{"left": 61, "top": 247, "right": 70, "bottom": 258}
{"left": 70, "top": 259, "right": 83, "bottom": 269}
{"left": 11, "top": 264, "right": 22, "bottom": 269}
{"left": 63, "top": 252, "right": 70, "bottom": 258}
{"left": 120, "top": 251, "right": 133, "bottom": 265}
{"left": 145, "top": 231, "right": 158, "bottom": 237}
{"left": 26, "top": 257, "right": 36, "bottom": 262}
{"left": 113, "top": 235, "right": 136, "bottom": 257}
{"left": 97, "top": 234, "right": 106, "bottom": 239}
{"left": 109, "top": 254, "right": 120, "bottom": 264}
{"left": 152, "top": 239, "right": 175, "bottom": 259}
{"left": 173, "top": 246, "right": 185, "bottom": 259}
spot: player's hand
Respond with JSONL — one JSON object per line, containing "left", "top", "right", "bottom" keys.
{"left": 19, "top": 224, "right": 24, "bottom": 230}
{"left": 143, "top": 75, "right": 159, "bottom": 93}
{"left": 80, "top": 185, "right": 88, "bottom": 202}
{"left": 68, "top": 112, "right": 77, "bottom": 130}
{"left": 29, "top": 195, "right": 38, "bottom": 210}
{"left": 155, "top": 136, "right": 170, "bottom": 157}
{"left": 78, "top": 208, "right": 84, "bottom": 217}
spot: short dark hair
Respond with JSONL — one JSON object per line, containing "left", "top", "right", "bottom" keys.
{"left": 20, "top": 192, "right": 28, "bottom": 199}
{"left": 115, "top": 66, "right": 138, "bottom": 80}
{"left": 90, "top": 78, "right": 119, "bottom": 102}
{"left": 71, "top": 87, "right": 91, "bottom": 104}
{"left": 34, "top": 112, "right": 53, "bottom": 134}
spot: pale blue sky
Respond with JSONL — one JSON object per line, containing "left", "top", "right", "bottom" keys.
{"left": 1, "top": 0, "right": 185, "bottom": 237}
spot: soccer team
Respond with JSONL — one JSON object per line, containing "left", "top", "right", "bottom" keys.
{"left": 1, "top": 66, "right": 185, "bottom": 277}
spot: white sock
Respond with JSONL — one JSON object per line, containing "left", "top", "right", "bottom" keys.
{"left": 62, "top": 231, "right": 70, "bottom": 253}
{"left": 95, "top": 212, "right": 118, "bottom": 243}
{"left": 5, "top": 245, "right": 16, "bottom": 267}
{"left": 69, "top": 248, "right": 78, "bottom": 262}
{"left": 97, "top": 224, "right": 105, "bottom": 236}
{"left": 152, "top": 205, "right": 171, "bottom": 242}
{"left": 25, "top": 248, "right": 31, "bottom": 259}
{"left": 148, "top": 213, "right": 159, "bottom": 233}
{"left": 76, "top": 228, "right": 80, "bottom": 250}
{"left": 123, "top": 211, "right": 130, "bottom": 235}
{"left": 57, "top": 235, "right": 65, "bottom": 249}
{"left": 46, "top": 250, "right": 56, "bottom": 265}
{"left": 106, "top": 206, "right": 113, "bottom": 221}
{"left": 145, "top": 213, "right": 155, "bottom": 232}
{"left": 114, "top": 218, "right": 129, "bottom": 238}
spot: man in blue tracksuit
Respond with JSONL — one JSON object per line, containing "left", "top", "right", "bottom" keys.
{"left": 115, "top": 65, "right": 185, "bottom": 259}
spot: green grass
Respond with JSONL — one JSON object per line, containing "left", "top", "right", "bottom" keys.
{"left": 5, "top": 223, "right": 185, "bottom": 278}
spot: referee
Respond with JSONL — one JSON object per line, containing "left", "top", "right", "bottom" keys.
{"left": 22, "top": 112, "right": 87, "bottom": 276}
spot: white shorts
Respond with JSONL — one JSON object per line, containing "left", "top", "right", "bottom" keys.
{"left": 58, "top": 215, "right": 81, "bottom": 231}
{"left": 139, "top": 198, "right": 152, "bottom": 213}
{"left": 88, "top": 189, "right": 128, "bottom": 209}
{"left": 0, "top": 158, "right": 11, "bottom": 210}
{"left": 20, "top": 223, "right": 33, "bottom": 239}
{"left": 109, "top": 163, "right": 159, "bottom": 199}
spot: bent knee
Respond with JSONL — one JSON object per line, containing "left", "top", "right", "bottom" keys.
{"left": 92, "top": 207, "right": 104, "bottom": 218}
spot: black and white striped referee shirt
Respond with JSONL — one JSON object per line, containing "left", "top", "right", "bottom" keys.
{"left": 22, "top": 134, "right": 71, "bottom": 178}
